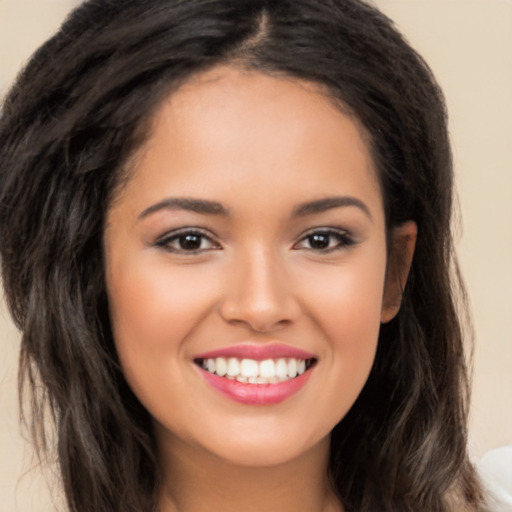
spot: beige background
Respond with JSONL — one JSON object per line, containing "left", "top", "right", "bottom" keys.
{"left": 1, "top": 0, "right": 511, "bottom": 510}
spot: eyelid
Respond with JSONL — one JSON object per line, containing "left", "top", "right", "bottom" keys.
{"left": 152, "top": 226, "right": 357, "bottom": 254}
{"left": 293, "top": 227, "right": 357, "bottom": 252}
{"left": 154, "top": 227, "right": 221, "bottom": 253}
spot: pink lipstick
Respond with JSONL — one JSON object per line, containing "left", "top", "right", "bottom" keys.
{"left": 194, "top": 343, "right": 316, "bottom": 405}
{"left": 198, "top": 368, "right": 313, "bottom": 405}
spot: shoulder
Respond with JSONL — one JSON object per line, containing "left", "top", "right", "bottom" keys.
{"left": 477, "top": 446, "right": 512, "bottom": 512}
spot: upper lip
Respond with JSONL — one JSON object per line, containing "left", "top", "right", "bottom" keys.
{"left": 194, "top": 343, "right": 316, "bottom": 361}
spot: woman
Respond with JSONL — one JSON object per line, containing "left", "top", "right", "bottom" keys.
{"left": 0, "top": 0, "right": 484, "bottom": 510}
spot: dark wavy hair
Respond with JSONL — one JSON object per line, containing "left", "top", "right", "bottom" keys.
{"left": 0, "top": 0, "right": 482, "bottom": 510}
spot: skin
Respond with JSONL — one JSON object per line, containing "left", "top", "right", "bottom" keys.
{"left": 104, "top": 65, "right": 416, "bottom": 512}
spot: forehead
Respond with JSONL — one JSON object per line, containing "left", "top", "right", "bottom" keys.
{"left": 116, "top": 65, "right": 383, "bottom": 222}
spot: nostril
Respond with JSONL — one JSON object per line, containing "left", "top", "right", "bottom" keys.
{"left": 218, "top": 300, "right": 298, "bottom": 333}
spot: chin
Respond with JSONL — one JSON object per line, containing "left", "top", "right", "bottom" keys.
{"left": 194, "top": 422, "right": 331, "bottom": 469}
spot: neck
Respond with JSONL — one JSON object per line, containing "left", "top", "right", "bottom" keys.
{"left": 157, "top": 433, "right": 342, "bottom": 512}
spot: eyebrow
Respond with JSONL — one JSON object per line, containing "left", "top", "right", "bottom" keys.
{"left": 138, "top": 195, "right": 372, "bottom": 221}
{"left": 139, "top": 198, "right": 229, "bottom": 219}
{"left": 292, "top": 196, "right": 373, "bottom": 220}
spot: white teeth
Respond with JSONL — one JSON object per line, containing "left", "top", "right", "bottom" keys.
{"left": 276, "top": 358, "right": 288, "bottom": 379}
{"left": 206, "top": 358, "right": 216, "bottom": 373}
{"left": 200, "top": 356, "right": 313, "bottom": 382}
{"left": 227, "top": 358, "right": 240, "bottom": 377}
{"left": 240, "top": 358, "right": 259, "bottom": 378}
{"left": 216, "top": 357, "right": 227, "bottom": 376}
{"left": 259, "top": 359, "right": 275, "bottom": 378}
{"left": 287, "top": 358, "right": 298, "bottom": 378}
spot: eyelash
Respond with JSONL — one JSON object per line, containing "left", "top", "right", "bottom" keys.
{"left": 155, "top": 229, "right": 220, "bottom": 254}
{"left": 293, "top": 228, "right": 356, "bottom": 253}
{"left": 154, "top": 227, "right": 356, "bottom": 254}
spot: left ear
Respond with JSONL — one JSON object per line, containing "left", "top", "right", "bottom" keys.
{"left": 381, "top": 221, "right": 417, "bottom": 323}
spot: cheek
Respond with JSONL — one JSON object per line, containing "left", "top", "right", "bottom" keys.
{"left": 301, "top": 251, "right": 386, "bottom": 343}
{"left": 297, "top": 253, "right": 386, "bottom": 417}
{"left": 106, "top": 255, "right": 220, "bottom": 391}
{"left": 322, "top": 269, "right": 384, "bottom": 346}
{"left": 109, "top": 254, "right": 216, "bottom": 334}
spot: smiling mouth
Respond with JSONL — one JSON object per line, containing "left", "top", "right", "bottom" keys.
{"left": 194, "top": 357, "right": 317, "bottom": 384}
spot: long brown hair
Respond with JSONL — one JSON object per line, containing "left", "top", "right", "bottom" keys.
{"left": 0, "top": 1, "right": 481, "bottom": 510}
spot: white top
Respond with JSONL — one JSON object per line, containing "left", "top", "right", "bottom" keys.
{"left": 478, "top": 446, "right": 512, "bottom": 512}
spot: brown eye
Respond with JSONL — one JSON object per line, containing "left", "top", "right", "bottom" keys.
{"left": 295, "top": 229, "right": 355, "bottom": 252}
{"left": 177, "top": 233, "right": 205, "bottom": 251}
{"left": 308, "top": 233, "right": 331, "bottom": 250}
{"left": 156, "top": 229, "right": 220, "bottom": 253}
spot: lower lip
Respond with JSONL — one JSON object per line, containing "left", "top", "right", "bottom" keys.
{"left": 198, "top": 368, "right": 313, "bottom": 405}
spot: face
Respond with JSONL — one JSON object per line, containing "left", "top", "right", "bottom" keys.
{"left": 104, "top": 66, "right": 414, "bottom": 468}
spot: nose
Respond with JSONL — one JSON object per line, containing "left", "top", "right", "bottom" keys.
{"left": 219, "top": 247, "right": 300, "bottom": 333}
